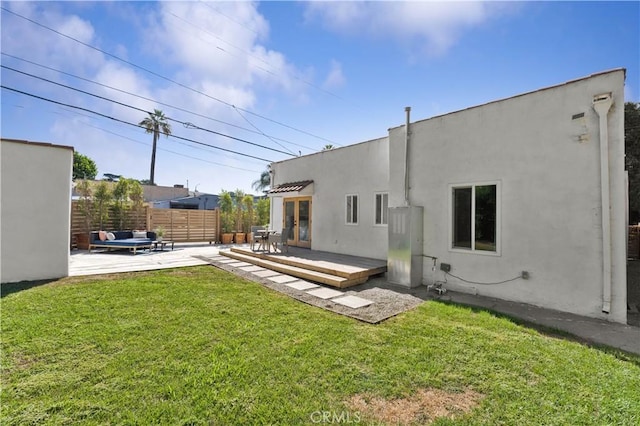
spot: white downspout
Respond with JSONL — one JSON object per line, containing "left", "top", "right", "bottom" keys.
{"left": 404, "top": 106, "right": 411, "bottom": 206}
{"left": 593, "top": 93, "right": 613, "bottom": 313}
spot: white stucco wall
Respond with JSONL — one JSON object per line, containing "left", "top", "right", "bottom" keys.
{"left": 270, "top": 138, "right": 389, "bottom": 259}
{"left": 269, "top": 70, "right": 627, "bottom": 323}
{"left": 1, "top": 139, "right": 73, "bottom": 283}
{"left": 389, "top": 69, "right": 627, "bottom": 323}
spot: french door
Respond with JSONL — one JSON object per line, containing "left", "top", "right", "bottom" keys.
{"left": 283, "top": 197, "right": 311, "bottom": 248}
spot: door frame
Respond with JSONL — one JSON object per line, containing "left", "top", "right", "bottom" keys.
{"left": 283, "top": 196, "right": 312, "bottom": 248}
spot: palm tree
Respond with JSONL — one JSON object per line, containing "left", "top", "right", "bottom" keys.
{"left": 139, "top": 109, "right": 172, "bottom": 185}
{"left": 252, "top": 167, "right": 271, "bottom": 193}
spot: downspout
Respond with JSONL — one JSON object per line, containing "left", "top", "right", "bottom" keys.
{"left": 593, "top": 93, "right": 613, "bottom": 314}
{"left": 404, "top": 106, "right": 411, "bottom": 206}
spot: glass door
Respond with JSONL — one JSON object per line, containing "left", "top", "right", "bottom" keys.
{"left": 283, "top": 197, "right": 312, "bottom": 248}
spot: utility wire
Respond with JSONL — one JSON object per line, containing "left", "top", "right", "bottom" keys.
{"left": 1, "top": 6, "right": 337, "bottom": 145}
{"left": 444, "top": 271, "right": 522, "bottom": 286}
{"left": 2, "top": 64, "right": 295, "bottom": 157}
{"left": 51, "top": 108, "right": 262, "bottom": 173}
{"left": 233, "top": 107, "right": 296, "bottom": 155}
{"left": 1, "top": 52, "right": 316, "bottom": 151}
{"left": 167, "top": 7, "right": 349, "bottom": 104}
{"left": 2, "top": 85, "right": 274, "bottom": 163}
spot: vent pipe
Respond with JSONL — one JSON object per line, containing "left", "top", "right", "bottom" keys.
{"left": 593, "top": 93, "right": 613, "bottom": 314}
{"left": 404, "top": 106, "right": 411, "bottom": 206}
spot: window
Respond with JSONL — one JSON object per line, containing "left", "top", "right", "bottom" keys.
{"left": 452, "top": 183, "right": 498, "bottom": 252}
{"left": 375, "top": 192, "right": 388, "bottom": 225}
{"left": 346, "top": 194, "right": 358, "bottom": 224}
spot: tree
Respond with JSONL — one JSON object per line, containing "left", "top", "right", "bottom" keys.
{"left": 256, "top": 197, "right": 270, "bottom": 226}
{"left": 139, "top": 109, "right": 172, "bottom": 185}
{"left": 93, "top": 181, "right": 112, "bottom": 230}
{"left": 73, "top": 152, "right": 98, "bottom": 180}
{"left": 626, "top": 102, "right": 640, "bottom": 223}
{"left": 112, "top": 178, "right": 132, "bottom": 230}
{"left": 252, "top": 168, "right": 271, "bottom": 193}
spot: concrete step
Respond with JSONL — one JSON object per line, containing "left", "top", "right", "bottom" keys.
{"left": 219, "top": 250, "right": 368, "bottom": 288}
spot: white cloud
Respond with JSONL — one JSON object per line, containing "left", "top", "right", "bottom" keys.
{"left": 304, "top": 1, "right": 505, "bottom": 56}
{"left": 323, "top": 60, "right": 346, "bottom": 90}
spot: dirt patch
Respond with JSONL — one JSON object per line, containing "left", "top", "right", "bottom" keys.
{"left": 346, "top": 388, "right": 483, "bottom": 425}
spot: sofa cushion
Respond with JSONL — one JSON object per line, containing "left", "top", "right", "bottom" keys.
{"left": 132, "top": 230, "right": 147, "bottom": 238}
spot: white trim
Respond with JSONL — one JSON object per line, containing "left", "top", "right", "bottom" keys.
{"left": 345, "top": 193, "right": 359, "bottom": 225}
{"left": 374, "top": 192, "right": 389, "bottom": 226}
{"left": 448, "top": 180, "right": 501, "bottom": 256}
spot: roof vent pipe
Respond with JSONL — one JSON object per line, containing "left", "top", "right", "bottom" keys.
{"left": 404, "top": 106, "right": 411, "bottom": 206}
{"left": 593, "top": 93, "right": 613, "bottom": 314}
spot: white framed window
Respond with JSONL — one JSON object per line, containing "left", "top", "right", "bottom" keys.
{"left": 346, "top": 194, "right": 358, "bottom": 224}
{"left": 374, "top": 192, "right": 388, "bottom": 225}
{"left": 450, "top": 181, "right": 500, "bottom": 254}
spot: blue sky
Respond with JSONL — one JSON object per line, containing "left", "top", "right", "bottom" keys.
{"left": 2, "top": 1, "right": 638, "bottom": 195}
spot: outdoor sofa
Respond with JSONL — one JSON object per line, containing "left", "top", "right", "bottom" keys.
{"left": 88, "top": 230, "right": 156, "bottom": 254}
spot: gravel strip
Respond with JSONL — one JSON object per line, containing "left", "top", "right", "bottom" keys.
{"left": 195, "top": 255, "right": 424, "bottom": 323}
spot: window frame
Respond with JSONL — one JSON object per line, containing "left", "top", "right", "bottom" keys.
{"left": 345, "top": 194, "right": 359, "bottom": 225}
{"left": 448, "top": 181, "right": 501, "bottom": 256}
{"left": 374, "top": 192, "right": 389, "bottom": 226}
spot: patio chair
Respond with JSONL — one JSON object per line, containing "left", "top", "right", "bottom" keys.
{"left": 250, "top": 226, "right": 266, "bottom": 251}
{"left": 268, "top": 229, "right": 289, "bottom": 253}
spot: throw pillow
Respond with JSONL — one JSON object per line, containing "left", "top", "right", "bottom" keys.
{"left": 106, "top": 232, "right": 116, "bottom": 240}
{"left": 99, "top": 230, "right": 107, "bottom": 241}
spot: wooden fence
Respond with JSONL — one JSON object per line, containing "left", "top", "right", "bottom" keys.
{"left": 71, "top": 201, "right": 220, "bottom": 247}
{"left": 148, "top": 208, "right": 219, "bottom": 243}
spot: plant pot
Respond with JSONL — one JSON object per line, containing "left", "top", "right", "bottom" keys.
{"left": 234, "top": 233, "right": 246, "bottom": 244}
{"left": 75, "top": 233, "right": 91, "bottom": 250}
{"left": 221, "top": 233, "right": 234, "bottom": 244}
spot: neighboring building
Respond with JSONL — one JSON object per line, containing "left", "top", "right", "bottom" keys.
{"left": 1, "top": 138, "right": 74, "bottom": 283}
{"left": 269, "top": 69, "right": 627, "bottom": 324}
{"left": 151, "top": 193, "right": 220, "bottom": 210}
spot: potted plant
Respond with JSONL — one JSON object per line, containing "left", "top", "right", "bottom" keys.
{"left": 75, "top": 179, "right": 94, "bottom": 249}
{"left": 219, "top": 190, "right": 234, "bottom": 244}
{"left": 233, "top": 189, "right": 246, "bottom": 244}
{"left": 155, "top": 225, "right": 165, "bottom": 242}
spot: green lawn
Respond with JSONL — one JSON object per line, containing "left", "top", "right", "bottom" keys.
{"left": 2, "top": 266, "right": 639, "bottom": 425}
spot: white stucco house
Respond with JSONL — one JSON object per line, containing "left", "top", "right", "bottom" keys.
{"left": 268, "top": 69, "right": 628, "bottom": 324}
{"left": 1, "top": 138, "right": 74, "bottom": 283}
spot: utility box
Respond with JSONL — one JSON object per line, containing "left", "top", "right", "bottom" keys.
{"left": 387, "top": 206, "right": 424, "bottom": 287}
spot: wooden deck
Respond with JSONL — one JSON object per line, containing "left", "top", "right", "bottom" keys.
{"left": 220, "top": 247, "right": 387, "bottom": 288}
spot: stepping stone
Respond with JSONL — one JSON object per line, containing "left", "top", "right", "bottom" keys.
{"left": 240, "top": 265, "right": 265, "bottom": 272}
{"left": 332, "top": 295, "right": 374, "bottom": 309}
{"left": 228, "top": 262, "right": 251, "bottom": 267}
{"left": 269, "top": 275, "right": 300, "bottom": 284}
{"left": 253, "top": 270, "right": 281, "bottom": 278}
{"left": 306, "top": 288, "right": 343, "bottom": 299}
{"left": 286, "top": 281, "right": 320, "bottom": 291}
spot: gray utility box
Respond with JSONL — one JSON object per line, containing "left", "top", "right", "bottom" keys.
{"left": 387, "top": 206, "right": 424, "bottom": 288}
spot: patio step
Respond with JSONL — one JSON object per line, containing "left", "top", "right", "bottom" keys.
{"left": 229, "top": 247, "right": 387, "bottom": 280}
{"left": 219, "top": 250, "right": 369, "bottom": 288}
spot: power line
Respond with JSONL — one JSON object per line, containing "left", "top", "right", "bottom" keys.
{"left": 1, "top": 6, "right": 337, "bottom": 145}
{"left": 1, "top": 85, "right": 274, "bottom": 163}
{"left": 2, "top": 64, "right": 296, "bottom": 157}
{"left": 166, "top": 7, "right": 349, "bottom": 104}
{"left": 51, "top": 109, "right": 262, "bottom": 173}
{"left": 1, "top": 53, "right": 317, "bottom": 152}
